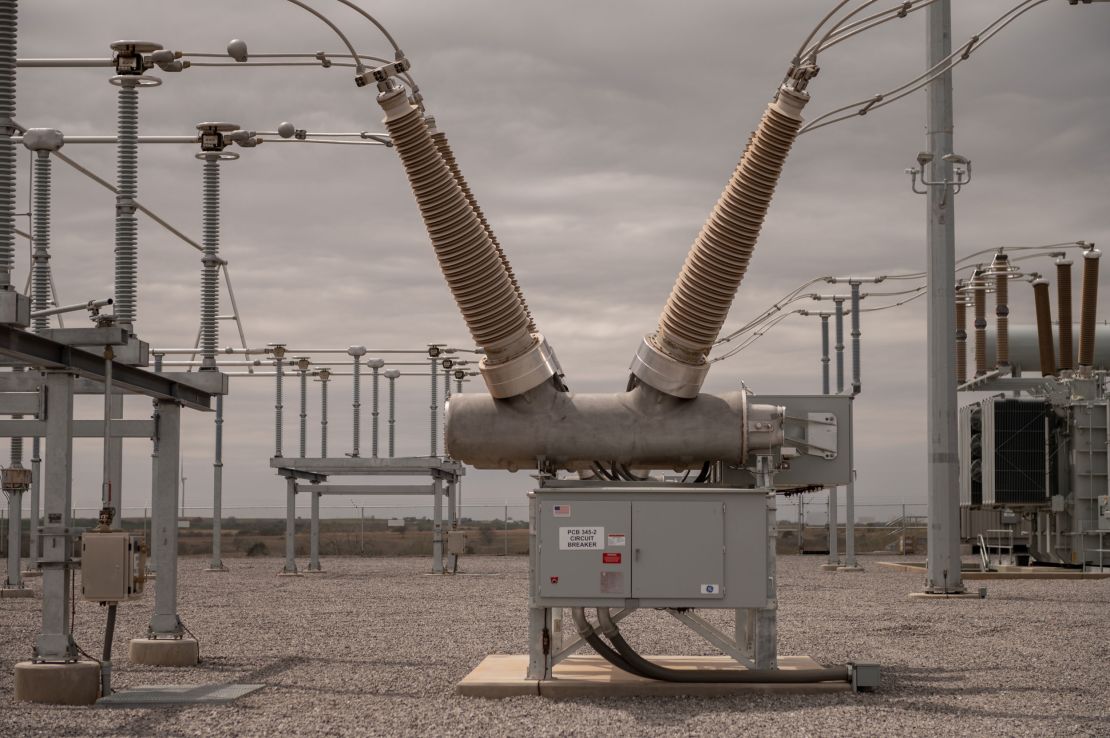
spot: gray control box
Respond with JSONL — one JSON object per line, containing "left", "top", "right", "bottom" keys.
{"left": 532, "top": 485, "right": 769, "bottom": 609}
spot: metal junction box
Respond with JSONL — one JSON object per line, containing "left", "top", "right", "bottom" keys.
{"left": 81, "top": 531, "right": 146, "bottom": 603}
{"left": 532, "top": 485, "right": 769, "bottom": 609}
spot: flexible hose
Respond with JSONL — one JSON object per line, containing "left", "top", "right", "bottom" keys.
{"left": 200, "top": 157, "right": 220, "bottom": 368}
{"left": 31, "top": 151, "right": 51, "bottom": 332}
{"left": 378, "top": 89, "right": 532, "bottom": 363}
{"left": 1056, "top": 259, "right": 1073, "bottom": 371}
{"left": 0, "top": 0, "right": 15, "bottom": 287}
{"left": 993, "top": 254, "right": 1009, "bottom": 367}
{"left": 596, "top": 609, "right": 850, "bottom": 684}
{"left": 973, "top": 271, "right": 987, "bottom": 376}
{"left": 432, "top": 130, "right": 534, "bottom": 333}
{"left": 955, "top": 292, "right": 967, "bottom": 384}
{"left": 1032, "top": 279, "right": 1056, "bottom": 376}
{"left": 654, "top": 89, "right": 808, "bottom": 364}
{"left": 114, "top": 83, "right": 139, "bottom": 329}
{"left": 1078, "top": 248, "right": 1100, "bottom": 369}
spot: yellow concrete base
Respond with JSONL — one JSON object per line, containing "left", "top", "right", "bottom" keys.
{"left": 1, "top": 587, "right": 35, "bottom": 598}
{"left": 457, "top": 654, "right": 852, "bottom": 698}
{"left": 128, "top": 638, "right": 199, "bottom": 667}
{"left": 878, "top": 561, "right": 1110, "bottom": 580}
{"left": 14, "top": 661, "right": 101, "bottom": 705}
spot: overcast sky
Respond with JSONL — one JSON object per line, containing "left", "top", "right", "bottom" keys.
{"left": 10, "top": 1, "right": 1110, "bottom": 522}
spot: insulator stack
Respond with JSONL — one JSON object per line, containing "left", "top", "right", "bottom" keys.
{"left": 992, "top": 253, "right": 1010, "bottom": 367}
{"left": 1031, "top": 278, "right": 1056, "bottom": 377}
{"left": 431, "top": 130, "right": 535, "bottom": 333}
{"left": 1056, "top": 258, "right": 1073, "bottom": 371}
{"left": 0, "top": 0, "right": 15, "bottom": 287}
{"left": 1078, "top": 247, "right": 1101, "bottom": 371}
{"left": 200, "top": 157, "right": 220, "bottom": 368}
{"left": 113, "top": 82, "right": 139, "bottom": 329}
{"left": 654, "top": 88, "right": 808, "bottom": 365}
{"left": 377, "top": 89, "right": 532, "bottom": 364}
{"left": 31, "top": 152, "right": 51, "bottom": 333}
{"left": 973, "top": 269, "right": 987, "bottom": 376}
{"left": 955, "top": 285, "right": 967, "bottom": 384}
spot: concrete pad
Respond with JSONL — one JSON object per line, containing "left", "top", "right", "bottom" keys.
{"left": 457, "top": 654, "right": 852, "bottom": 698}
{"left": 837, "top": 565, "right": 865, "bottom": 573}
{"left": 819, "top": 564, "right": 840, "bottom": 571}
{"left": 277, "top": 571, "right": 303, "bottom": 577}
{"left": 128, "top": 638, "right": 200, "bottom": 667}
{"left": 21, "top": 569, "right": 41, "bottom": 578}
{"left": 304, "top": 568, "right": 326, "bottom": 575}
{"left": 98, "top": 683, "right": 264, "bottom": 707}
{"left": 1, "top": 587, "right": 35, "bottom": 598}
{"left": 878, "top": 561, "right": 1110, "bottom": 580}
{"left": 14, "top": 660, "right": 101, "bottom": 705}
{"left": 204, "top": 566, "right": 229, "bottom": 573}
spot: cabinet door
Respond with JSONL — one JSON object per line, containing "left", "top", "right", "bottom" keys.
{"left": 538, "top": 500, "right": 631, "bottom": 599}
{"left": 631, "top": 501, "right": 724, "bottom": 600}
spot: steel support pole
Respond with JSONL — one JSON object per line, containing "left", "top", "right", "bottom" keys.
{"left": 28, "top": 439, "right": 39, "bottom": 572}
{"left": 308, "top": 491, "right": 321, "bottom": 571}
{"left": 283, "top": 477, "right": 297, "bottom": 574}
{"left": 841, "top": 400, "right": 861, "bottom": 571}
{"left": 431, "top": 477, "right": 443, "bottom": 574}
{"left": 526, "top": 495, "right": 551, "bottom": 679}
{"left": 923, "top": 0, "right": 964, "bottom": 594}
{"left": 446, "top": 479, "right": 458, "bottom": 572}
{"left": 108, "top": 393, "right": 123, "bottom": 529}
{"left": 36, "top": 372, "right": 76, "bottom": 660}
{"left": 149, "top": 400, "right": 183, "bottom": 636}
{"left": 828, "top": 489, "right": 839, "bottom": 567}
{"left": 4, "top": 485, "right": 20, "bottom": 587}
{"left": 208, "top": 394, "right": 227, "bottom": 571}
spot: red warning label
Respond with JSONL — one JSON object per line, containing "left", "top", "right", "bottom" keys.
{"left": 602, "top": 552, "right": 621, "bottom": 564}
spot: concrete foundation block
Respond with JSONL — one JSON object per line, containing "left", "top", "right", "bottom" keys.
{"left": 204, "top": 565, "right": 229, "bottom": 573}
{"left": 128, "top": 638, "right": 200, "bottom": 667}
{"left": 14, "top": 661, "right": 101, "bottom": 704}
{"left": 277, "top": 571, "right": 303, "bottom": 577}
{"left": 21, "top": 569, "right": 42, "bottom": 578}
{"left": 819, "top": 563, "right": 840, "bottom": 572}
{"left": 837, "top": 565, "right": 865, "bottom": 573}
{"left": 304, "top": 568, "right": 326, "bottom": 574}
{"left": 1, "top": 587, "right": 35, "bottom": 598}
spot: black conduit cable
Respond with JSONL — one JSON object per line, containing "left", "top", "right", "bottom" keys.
{"left": 596, "top": 609, "right": 851, "bottom": 684}
{"left": 693, "top": 461, "right": 712, "bottom": 483}
{"left": 102, "top": 603, "right": 117, "bottom": 696}
{"left": 569, "top": 608, "right": 639, "bottom": 675}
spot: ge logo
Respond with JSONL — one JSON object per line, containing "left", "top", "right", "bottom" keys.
{"left": 705, "top": 585, "right": 715, "bottom": 593}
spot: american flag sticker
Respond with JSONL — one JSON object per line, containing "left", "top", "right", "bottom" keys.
{"left": 553, "top": 504, "right": 571, "bottom": 517}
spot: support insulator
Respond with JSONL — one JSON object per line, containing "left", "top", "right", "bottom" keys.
{"left": 30, "top": 150, "right": 52, "bottom": 333}
{"left": 631, "top": 87, "right": 808, "bottom": 398}
{"left": 1056, "top": 258, "right": 1073, "bottom": 371}
{"left": 819, "top": 315, "right": 830, "bottom": 395}
{"left": 113, "top": 81, "right": 139, "bottom": 330}
{"left": 0, "top": 0, "right": 15, "bottom": 288}
{"left": 955, "top": 284, "right": 967, "bottom": 385}
{"left": 1031, "top": 278, "right": 1056, "bottom": 377}
{"left": 319, "top": 375, "right": 329, "bottom": 458}
{"left": 973, "top": 269, "right": 987, "bottom": 376}
{"left": 385, "top": 369, "right": 399, "bottom": 457}
{"left": 200, "top": 156, "right": 220, "bottom": 369}
{"left": 1078, "top": 247, "right": 1101, "bottom": 372}
{"left": 992, "top": 253, "right": 1010, "bottom": 368}
{"left": 274, "top": 357, "right": 284, "bottom": 457}
{"left": 430, "top": 356, "right": 437, "bottom": 457}
{"left": 834, "top": 299, "right": 845, "bottom": 394}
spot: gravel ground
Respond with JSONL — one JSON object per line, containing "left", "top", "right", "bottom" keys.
{"left": 1, "top": 554, "right": 1108, "bottom": 737}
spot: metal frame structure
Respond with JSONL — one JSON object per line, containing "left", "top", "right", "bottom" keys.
{"left": 270, "top": 456, "right": 463, "bottom": 574}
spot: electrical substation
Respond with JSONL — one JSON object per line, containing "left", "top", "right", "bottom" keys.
{"left": 1, "top": 1, "right": 1109, "bottom": 734}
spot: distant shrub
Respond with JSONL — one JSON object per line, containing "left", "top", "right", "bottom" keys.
{"left": 246, "top": 541, "right": 270, "bottom": 557}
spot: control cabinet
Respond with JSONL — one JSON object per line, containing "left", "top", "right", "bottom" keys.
{"left": 80, "top": 531, "right": 146, "bottom": 603}
{"left": 532, "top": 485, "right": 769, "bottom": 609}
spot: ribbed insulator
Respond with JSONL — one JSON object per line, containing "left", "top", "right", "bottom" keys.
{"left": 655, "top": 90, "right": 807, "bottom": 362}
{"left": 0, "top": 0, "right": 15, "bottom": 286}
{"left": 955, "top": 297, "right": 967, "bottom": 384}
{"left": 352, "top": 359, "right": 361, "bottom": 457}
{"left": 274, "top": 359, "right": 284, "bottom": 457}
{"left": 31, "top": 152, "right": 51, "bottom": 333}
{"left": 430, "top": 358, "right": 437, "bottom": 457}
{"left": 1032, "top": 280, "right": 1056, "bottom": 377}
{"left": 113, "top": 84, "right": 139, "bottom": 328}
{"left": 10, "top": 434, "right": 21, "bottom": 466}
{"left": 1056, "top": 261, "right": 1073, "bottom": 371}
{"left": 299, "top": 370, "right": 307, "bottom": 458}
{"left": 379, "top": 91, "right": 532, "bottom": 363}
{"left": 200, "top": 157, "right": 220, "bottom": 367}
{"left": 974, "top": 278, "right": 987, "bottom": 376}
{"left": 387, "top": 378, "right": 396, "bottom": 458}
{"left": 370, "top": 368, "right": 380, "bottom": 458}
{"left": 994, "top": 261, "right": 1009, "bottom": 367}
{"left": 431, "top": 131, "right": 535, "bottom": 333}
{"left": 320, "top": 380, "right": 328, "bottom": 458}
{"left": 1078, "top": 250, "right": 1100, "bottom": 368}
